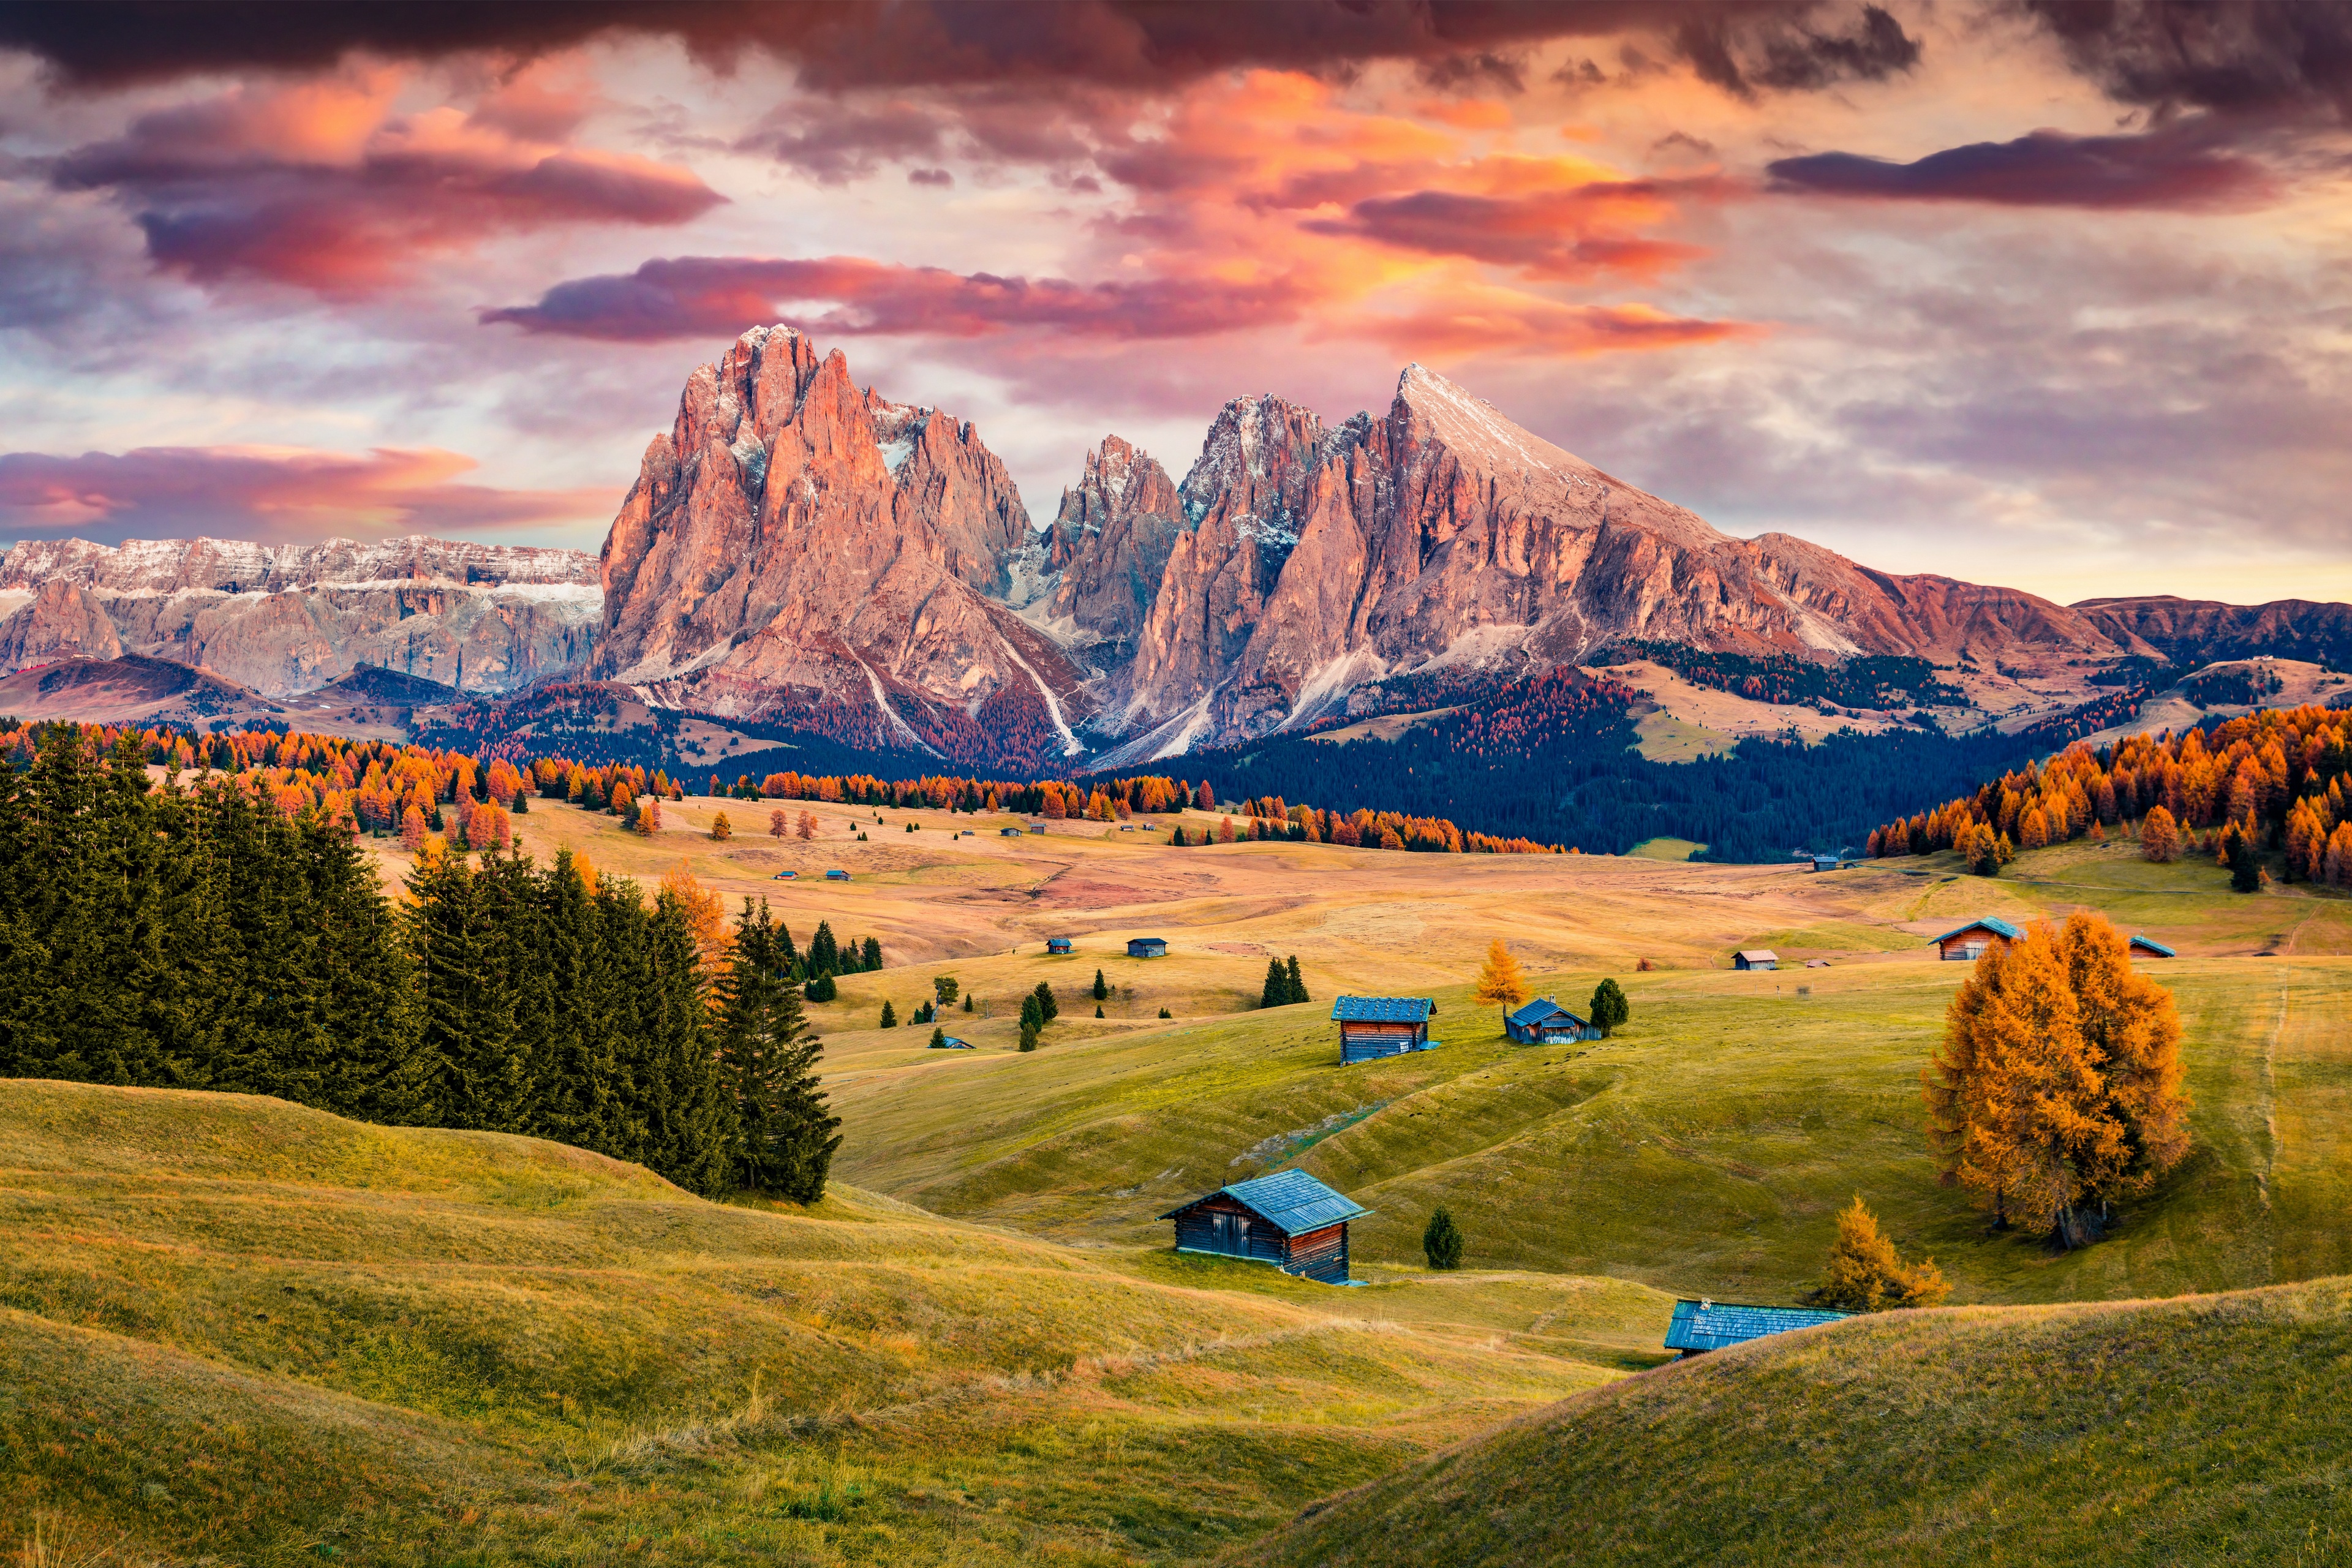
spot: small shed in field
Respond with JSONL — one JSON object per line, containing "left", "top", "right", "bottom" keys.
{"left": 2129, "top": 935, "right": 2176, "bottom": 959}
{"left": 930, "top": 1035, "right": 973, "bottom": 1050}
{"left": 1733, "top": 949, "right": 1779, "bottom": 971}
{"left": 1664, "top": 1298, "right": 1851, "bottom": 1359}
{"left": 1505, "top": 997, "right": 1597, "bottom": 1044}
{"left": 1159, "top": 1169, "right": 1370, "bottom": 1284}
{"left": 1127, "top": 937, "right": 1167, "bottom": 958}
{"left": 1809, "top": 854, "right": 1842, "bottom": 873}
{"left": 1330, "top": 995, "right": 1436, "bottom": 1063}
{"left": 1046, "top": 937, "right": 1073, "bottom": 955}
{"left": 824, "top": 869, "right": 851, "bottom": 881}
{"left": 1000, "top": 826, "right": 1023, "bottom": 837}
{"left": 1934, "top": 917, "right": 2020, "bottom": 961}
{"left": 1027, "top": 820, "right": 1049, "bottom": 834}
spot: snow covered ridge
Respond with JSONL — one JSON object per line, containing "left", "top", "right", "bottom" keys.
{"left": 0, "top": 535, "right": 600, "bottom": 594}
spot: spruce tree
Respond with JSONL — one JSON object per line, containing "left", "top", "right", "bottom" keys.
{"left": 1423, "top": 1207, "right": 1464, "bottom": 1270}
{"left": 404, "top": 850, "right": 528, "bottom": 1131}
{"left": 1589, "top": 978, "right": 1629, "bottom": 1038}
{"left": 1033, "top": 980, "right": 1058, "bottom": 1023}
{"left": 714, "top": 899, "right": 835, "bottom": 1197}
{"left": 808, "top": 920, "right": 840, "bottom": 974}
{"left": 635, "top": 880, "right": 733, "bottom": 1195}
{"left": 1261, "top": 957, "right": 1289, "bottom": 1009}
{"left": 862, "top": 936, "right": 883, "bottom": 970}
{"left": 1091, "top": 968, "right": 1107, "bottom": 1001}
{"left": 880, "top": 999, "right": 897, "bottom": 1028}
{"left": 1019, "top": 992, "right": 1042, "bottom": 1052}
{"left": 1284, "top": 956, "right": 1308, "bottom": 1005}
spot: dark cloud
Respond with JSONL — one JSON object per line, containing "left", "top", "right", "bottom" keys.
{"left": 479, "top": 254, "right": 1310, "bottom": 342}
{"left": 0, "top": 0, "right": 1880, "bottom": 99}
{"left": 0, "top": 444, "right": 609, "bottom": 545}
{"left": 1675, "top": 3, "right": 1920, "bottom": 99}
{"left": 1766, "top": 122, "right": 2277, "bottom": 209}
{"left": 1308, "top": 184, "right": 1713, "bottom": 279}
{"left": 907, "top": 166, "right": 954, "bottom": 187}
{"left": 47, "top": 85, "right": 724, "bottom": 292}
{"left": 2017, "top": 0, "right": 2352, "bottom": 119}
{"left": 736, "top": 98, "right": 950, "bottom": 183}
{"left": 1413, "top": 48, "right": 1529, "bottom": 96}
{"left": 1652, "top": 130, "right": 1718, "bottom": 158}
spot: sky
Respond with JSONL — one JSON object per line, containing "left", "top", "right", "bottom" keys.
{"left": 1, "top": 0, "right": 2348, "bottom": 607}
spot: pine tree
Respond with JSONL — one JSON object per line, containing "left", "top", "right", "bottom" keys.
{"left": 1284, "top": 956, "right": 1308, "bottom": 1005}
{"left": 1033, "top": 980, "right": 1058, "bottom": 1023}
{"left": 1261, "top": 957, "right": 1291, "bottom": 1008}
{"left": 714, "top": 899, "right": 837, "bottom": 1200}
{"left": 935, "top": 975, "right": 961, "bottom": 1008}
{"left": 1422, "top": 1207, "right": 1463, "bottom": 1270}
{"left": 1807, "top": 1196, "right": 1950, "bottom": 1311}
{"left": 962, "top": 992, "right": 974, "bottom": 1012}
{"left": 808, "top": 921, "right": 840, "bottom": 975}
{"left": 1019, "top": 991, "right": 1043, "bottom": 1051}
{"left": 404, "top": 850, "right": 529, "bottom": 1131}
{"left": 880, "top": 999, "right": 897, "bottom": 1028}
{"left": 1589, "top": 978, "right": 1629, "bottom": 1038}
{"left": 1472, "top": 939, "right": 1530, "bottom": 1014}
{"left": 862, "top": 936, "right": 883, "bottom": 970}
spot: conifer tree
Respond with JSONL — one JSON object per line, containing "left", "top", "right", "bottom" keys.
{"left": 1284, "top": 956, "right": 1308, "bottom": 1005}
{"left": 1091, "top": 968, "right": 1107, "bottom": 1001}
{"left": 862, "top": 936, "right": 883, "bottom": 970}
{"left": 1422, "top": 1207, "right": 1463, "bottom": 1270}
{"left": 1472, "top": 939, "right": 1530, "bottom": 1015}
{"left": 808, "top": 921, "right": 840, "bottom": 975}
{"left": 1033, "top": 980, "right": 1058, "bottom": 1022}
{"left": 2141, "top": 805, "right": 2181, "bottom": 863}
{"left": 880, "top": 1000, "right": 897, "bottom": 1028}
{"left": 1807, "top": 1196, "right": 1950, "bottom": 1311}
{"left": 404, "top": 850, "right": 530, "bottom": 1132}
{"left": 1589, "top": 978, "right": 1629, "bottom": 1038}
{"left": 1261, "top": 957, "right": 1291, "bottom": 1008}
{"left": 1019, "top": 992, "right": 1043, "bottom": 1051}
{"left": 714, "top": 899, "right": 837, "bottom": 1199}
{"left": 935, "top": 975, "right": 960, "bottom": 1008}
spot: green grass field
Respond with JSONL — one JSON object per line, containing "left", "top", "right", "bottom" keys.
{"left": 1244, "top": 1275, "right": 2352, "bottom": 1567}
{"left": 0, "top": 1081, "right": 1656, "bottom": 1565}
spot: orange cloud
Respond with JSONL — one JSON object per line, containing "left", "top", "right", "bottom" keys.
{"left": 1336, "top": 285, "right": 1766, "bottom": 358}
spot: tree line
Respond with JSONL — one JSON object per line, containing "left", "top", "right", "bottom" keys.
{"left": 0, "top": 728, "right": 838, "bottom": 1200}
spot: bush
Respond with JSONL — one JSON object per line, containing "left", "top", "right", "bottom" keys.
{"left": 710, "top": 812, "right": 732, "bottom": 842}
{"left": 1157, "top": 1007, "right": 1172, "bottom": 1019}
{"left": 1422, "top": 1207, "right": 1464, "bottom": 1270}
{"left": 1807, "top": 1196, "right": 1950, "bottom": 1311}
{"left": 1589, "top": 978, "right": 1629, "bottom": 1037}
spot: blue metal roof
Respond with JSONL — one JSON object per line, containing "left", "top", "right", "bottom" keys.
{"left": 2129, "top": 935, "right": 2177, "bottom": 957}
{"left": 1158, "top": 1169, "right": 1372, "bottom": 1234}
{"left": 1506, "top": 996, "right": 1585, "bottom": 1028}
{"left": 1664, "top": 1298, "right": 1851, "bottom": 1353}
{"left": 1330, "top": 995, "right": 1432, "bottom": 1023}
{"left": 1934, "top": 916, "right": 2021, "bottom": 944}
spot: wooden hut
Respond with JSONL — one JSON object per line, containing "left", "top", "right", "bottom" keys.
{"left": 1159, "top": 1170, "right": 1370, "bottom": 1284}
{"left": 1127, "top": 937, "right": 1167, "bottom": 958}
{"left": 1505, "top": 997, "right": 1598, "bottom": 1044}
{"left": 2128, "top": 935, "right": 2176, "bottom": 959}
{"left": 1664, "top": 1298, "right": 1851, "bottom": 1359}
{"left": 1330, "top": 996, "right": 1436, "bottom": 1063}
{"left": 1046, "top": 937, "right": 1073, "bottom": 955}
{"left": 999, "top": 826, "right": 1023, "bottom": 837}
{"left": 824, "top": 869, "right": 851, "bottom": 881}
{"left": 1934, "top": 917, "right": 2019, "bottom": 961}
{"left": 1733, "top": 949, "right": 1779, "bottom": 971}
{"left": 929, "top": 1035, "right": 974, "bottom": 1050}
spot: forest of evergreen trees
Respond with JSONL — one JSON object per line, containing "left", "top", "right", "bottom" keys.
{"left": 0, "top": 729, "right": 839, "bottom": 1200}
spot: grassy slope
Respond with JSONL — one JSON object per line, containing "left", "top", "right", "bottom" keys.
{"left": 1241, "top": 1278, "right": 2352, "bottom": 1567}
{"left": 0, "top": 1081, "right": 1661, "bottom": 1565}
{"left": 826, "top": 841, "right": 2352, "bottom": 1310}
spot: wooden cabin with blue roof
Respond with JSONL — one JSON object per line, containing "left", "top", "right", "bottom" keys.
{"left": 1505, "top": 997, "right": 1599, "bottom": 1044}
{"left": 1935, "top": 916, "right": 2021, "bottom": 960}
{"left": 1330, "top": 995, "right": 1436, "bottom": 1063}
{"left": 2129, "top": 935, "right": 2176, "bottom": 959}
{"left": 1664, "top": 1298, "right": 1851, "bottom": 1359}
{"left": 1159, "top": 1170, "right": 1370, "bottom": 1283}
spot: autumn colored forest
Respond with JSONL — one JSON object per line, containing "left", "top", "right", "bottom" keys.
{"left": 1868, "top": 705, "right": 2352, "bottom": 888}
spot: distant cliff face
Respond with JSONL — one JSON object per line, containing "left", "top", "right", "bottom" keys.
{"left": 1027, "top": 435, "right": 1186, "bottom": 668}
{"left": 0, "top": 536, "right": 600, "bottom": 695}
{"left": 1075, "top": 363, "right": 2139, "bottom": 759}
{"left": 591, "top": 324, "right": 1090, "bottom": 767}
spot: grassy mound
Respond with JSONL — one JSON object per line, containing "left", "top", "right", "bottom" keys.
{"left": 1244, "top": 1278, "right": 2352, "bottom": 1567}
{"left": 832, "top": 955, "right": 2352, "bottom": 1308}
{"left": 0, "top": 1080, "right": 1654, "bottom": 1565}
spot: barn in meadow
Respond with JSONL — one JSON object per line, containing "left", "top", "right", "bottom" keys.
{"left": 1733, "top": 949, "right": 1779, "bottom": 971}
{"left": 1934, "top": 917, "right": 2021, "bottom": 961}
{"left": 1505, "top": 997, "right": 1599, "bottom": 1044}
{"left": 2129, "top": 935, "right": 2176, "bottom": 959}
{"left": 1330, "top": 996, "right": 1437, "bottom": 1063}
{"left": 1664, "top": 1298, "right": 1852, "bottom": 1359}
{"left": 1159, "top": 1169, "right": 1370, "bottom": 1284}
{"left": 1127, "top": 937, "right": 1167, "bottom": 958}
{"left": 1046, "top": 937, "right": 1074, "bottom": 955}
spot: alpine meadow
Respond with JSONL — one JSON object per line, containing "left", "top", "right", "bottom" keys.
{"left": 5, "top": 2, "right": 2352, "bottom": 1565}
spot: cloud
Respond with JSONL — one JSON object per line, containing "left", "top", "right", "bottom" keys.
{"left": 2016, "top": 0, "right": 2352, "bottom": 119}
{"left": 0, "top": 2, "right": 1853, "bottom": 96}
{"left": 1308, "top": 178, "right": 1714, "bottom": 280}
{"left": 0, "top": 445, "right": 612, "bottom": 546}
{"left": 481, "top": 255, "right": 1311, "bottom": 342}
{"left": 1766, "top": 123, "right": 2278, "bottom": 209}
{"left": 1344, "top": 288, "right": 1765, "bottom": 358}
{"left": 47, "top": 69, "right": 723, "bottom": 292}
{"left": 1674, "top": 3, "right": 1921, "bottom": 99}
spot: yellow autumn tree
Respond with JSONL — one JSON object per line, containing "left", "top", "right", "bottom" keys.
{"left": 660, "top": 861, "right": 731, "bottom": 974}
{"left": 1472, "top": 940, "right": 1530, "bottom": 1014}
{"left": 1922, "top": 913, "right": 2187, "bottom": 1247}
{"left": 2141, "top": 804, "right": 2181, "bottom": 863}
{"left": 1807, "top": 1196, "right": 1951, "bottom": 1311}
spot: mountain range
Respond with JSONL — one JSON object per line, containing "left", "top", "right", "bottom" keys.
{"left": 4, "top": 323, "right": 2347, "bottom": 772}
